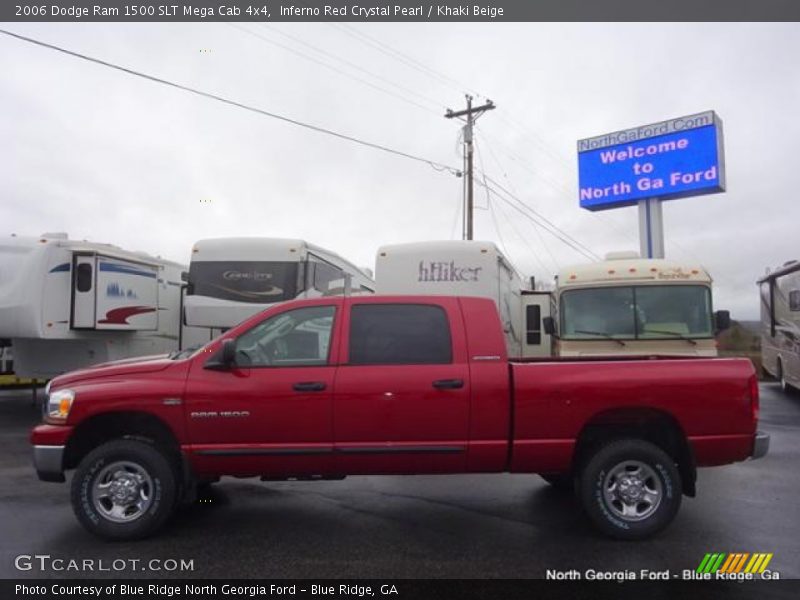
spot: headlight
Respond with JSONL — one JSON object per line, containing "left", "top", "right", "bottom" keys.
{"left": 47, "top": 389, "right": 75, "bottom": 421}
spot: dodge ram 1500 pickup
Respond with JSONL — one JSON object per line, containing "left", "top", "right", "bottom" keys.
{"left": 31, "top": 296, "right": 768, "bottom": 540}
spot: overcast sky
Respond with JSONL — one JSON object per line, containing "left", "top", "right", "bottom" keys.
{"left": 2, "top": 22, "right": 798, "bottom": 319}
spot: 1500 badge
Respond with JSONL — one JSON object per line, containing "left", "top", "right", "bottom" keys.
{"left": 190, "top": 411, "right": 250, "bottom": 419}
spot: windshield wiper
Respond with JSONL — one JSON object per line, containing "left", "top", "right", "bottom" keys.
{"left": 643, "top": 329, "right": 698, "bottom": 345}
{"left": 574, "top": 330, "right": 626, "bottom": 346}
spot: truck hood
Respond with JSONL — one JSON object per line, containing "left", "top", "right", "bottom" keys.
{"left": 48, "top": 354, "right": 175, "bottom": 388}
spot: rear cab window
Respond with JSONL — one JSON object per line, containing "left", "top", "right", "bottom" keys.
{"left": 347, "top": 303, "right": 453, "bottom": 365}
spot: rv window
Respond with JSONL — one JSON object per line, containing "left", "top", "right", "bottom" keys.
{"left": 76, "top": 263, "right": 93, "bottom": 292}
{"left": 188, "top": 261, "right": 299, "bottom": 303}
{"left": 312, "top": 261, "right": 345, "bottom": 295}
{"left": 790, "top": 290, "right": 800, "bottom": 312}
{"left": 349, "top": 304, "right": 452, "bottom": 365}
{"left": 526, "top": 305, "right": 542, "bottom": 345}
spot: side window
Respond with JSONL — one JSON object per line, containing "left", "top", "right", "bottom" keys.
{"left": 526, "top": 304, "right": 541, "bottom": 345}
{"left": 349, "top": 304, "right": 452, "bottom": 365}
{"left": 234, "top": 305, "right": 335, "bottom": 367}
{"left": 76, "top": 263, "right": 93, "bottom": 292}
{"left": 312, "top": 261, "right": 345, "bottom": 295}
{"left": 790, "top": 290, "right": 800, "bottom": 312}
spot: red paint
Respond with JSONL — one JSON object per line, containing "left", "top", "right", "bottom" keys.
{"left": 98, "top": 306, "right": 156, "bottom": 324}
{"left": 32, "top": 296, "right": 759, "bottom": 481}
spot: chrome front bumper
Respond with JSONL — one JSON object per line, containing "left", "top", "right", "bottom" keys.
{"left": 33, "top": 445, "right": 65, "bottom": 482}
{"left": 751, "top": 431, "right": 770, "bottom": 460}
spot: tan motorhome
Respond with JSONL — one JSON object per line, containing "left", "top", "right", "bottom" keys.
{"left": 548, "top": 252, "right": 727, "bottom": 357}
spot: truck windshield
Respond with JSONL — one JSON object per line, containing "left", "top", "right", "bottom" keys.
{"left": 560, "top": 285, "right": 713, "bottom": 340}
{"left": 187, "top": 261, "right": 300, "bottom": 303}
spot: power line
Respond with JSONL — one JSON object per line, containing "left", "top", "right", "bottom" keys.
{"left": 479, "top": 138, "right": 561, "bottom": 273}
{"left": 257, "top": 24, "right": 445, "bottom": 112}
{"left": 477, "top": 169, "right": 601, "bottom": 261}
{"left": 491, "top": 190, "right": 557, "bottom": 278}
{"left": 331, "top": 23, "right": 484, "bottom": 99}
{"left": 476, "top": 177, "right": 600, "bottom": 262}
{"left": 474, "top": 143, "right": 523, "bottom": 279}
{"left": 0, "top": 28, "right": 461, "bottom": 178}
{"left": 229, "top": 23, "right": 440, "bottom": 117}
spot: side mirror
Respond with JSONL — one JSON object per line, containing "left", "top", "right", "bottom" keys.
{"left": 205, "top": 339, "right": 237, "bottom": 371}
{"left": 542, "top": 316, "right": 556, "bottom": 336}
{"left": 715, "top": 310, "right": 731, "bottom": 332}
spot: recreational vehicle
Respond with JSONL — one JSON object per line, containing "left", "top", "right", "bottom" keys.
{"left": 0, "top": 233, "right": 203, "bottom": 379}
{"left": 374, "top": 240, "right": 552, "bottom": 358}
{"left": 758, "top": 260, "right": 800, "bottom": 392}
{"left": 548, "top": 252, "right": 727, "bottom": 357}
{"left": 184, "top": 237, "right": 375, "bottom": 330}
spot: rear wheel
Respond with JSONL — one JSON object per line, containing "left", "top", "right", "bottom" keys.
{"left": 579, "top": 439, "right": 682, "bottom": 540}
{"left": 71, "top": 439, "right": 177, "bottom": 540}
{"left": 778, "top": 359, "right": 793, "bottom": 394}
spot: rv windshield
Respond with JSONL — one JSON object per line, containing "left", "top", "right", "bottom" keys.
{"left": 560, "top": 285, "right": 713, "bottom": 340}
{"left": 188, "top": 261, "right": 300, "bottom": 304}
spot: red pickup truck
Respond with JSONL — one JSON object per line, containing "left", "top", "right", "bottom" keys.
{"left": 31, "top": 296, "right": 768, "bottom": 541}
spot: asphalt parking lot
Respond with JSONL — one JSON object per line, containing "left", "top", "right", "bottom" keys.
{"left": 1, "top": 383, "right": 798, "bottom": 580}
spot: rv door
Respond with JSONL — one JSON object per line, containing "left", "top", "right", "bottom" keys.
{"left": 522, "top": 293, "right": 553, "bottom": 358}
{"left": 71, "top": 254, "right": 97, "bottom": 329}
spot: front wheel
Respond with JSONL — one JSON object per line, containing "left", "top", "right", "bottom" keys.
{"left": 778, "top": 360, "right": 794, "bottom": 394}
{"left": 579, "top": 439, "right": 682, "bottom": 540}
{"left": 71, "top": 439, "right": 177, "bottom": 540}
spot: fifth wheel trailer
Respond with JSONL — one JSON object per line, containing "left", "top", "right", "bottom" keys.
{"left": 758, "top": 260, "right": 800, "bottom": 392}
{"left": 374, "top": 240, "right": 552, "bottom": 358}
{"left": 184, "top": 237, "right": 375, "bottom": 332}
{"left": 0, "top": 233, "right": 204, "bottom": 379}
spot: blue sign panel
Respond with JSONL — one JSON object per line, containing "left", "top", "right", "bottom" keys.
{"left": 577, "top": 113, "right": 725, "bottom": 211}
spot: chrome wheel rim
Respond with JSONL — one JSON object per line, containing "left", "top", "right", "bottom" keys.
{"left": 603, "top": 460, "right": 663, "bottom": 522}
{"left": 91, "top": 461, "right": 154, "bottom": 523}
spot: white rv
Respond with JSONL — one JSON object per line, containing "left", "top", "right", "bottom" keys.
{"left": 549, "top": 252, "right": 725, "bottom": 357}
{"left": 758, "top": 260, "right": 800, "bottom": 392}
{"left": 374, "top": 240, "right": 552, "bottom": 358}
{"left": 184, "top": 237, "right": 375, "bottom": 330}
{"left": 0, "top": 233, "right": 202, "bottom": 379}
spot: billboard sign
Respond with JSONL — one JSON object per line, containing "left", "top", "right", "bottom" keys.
{"left": 577, "top": 111, "right": 725, "bottom": 211}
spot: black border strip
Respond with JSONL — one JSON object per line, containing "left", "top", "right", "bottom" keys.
{"left": 195, "top": 446, "right": 465, "bottom": 457}
{"left": 5, "top": 1, "right": 800, "bottom": 22}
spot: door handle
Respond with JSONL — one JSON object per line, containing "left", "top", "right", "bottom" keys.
{"left": 293, "top": 382, "right": 327, "bottom": 392}
{"left": 432, "top": 378, "right": 464, "bottom": 390}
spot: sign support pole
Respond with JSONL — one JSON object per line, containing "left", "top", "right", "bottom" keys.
{"left": 638, "top": 197, "right": 665, "bottom": 259}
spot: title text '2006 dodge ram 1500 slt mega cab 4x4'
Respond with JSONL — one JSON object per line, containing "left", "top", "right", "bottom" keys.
{"left": 31, "top": 296, "right": 768, "bottom": 540}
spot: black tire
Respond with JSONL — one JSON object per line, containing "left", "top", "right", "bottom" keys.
{"left": 71, "top": 439, "right": 177, "bottom": 541}
{"left": 579, "top": 439, "right": 682, "bottom": 540}
{"left": 540, "top": 474, "right": 574, "bottom": 491}
{"left": 778, "top": 360, "right": 794, "bottom": 394}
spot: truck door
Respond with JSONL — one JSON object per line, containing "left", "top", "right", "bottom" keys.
{"left": 71, "top": 254, "right": 97, "bottom": 329}
{"left": 333, "top": 299, "right": 470, "bottom": 474}
{"left": 184, "top": 301, "right": 342, "bottom": 477}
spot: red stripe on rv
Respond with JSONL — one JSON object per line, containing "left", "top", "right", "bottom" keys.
{"left": 98, "top": 306, "right": 157, "bottom": 324}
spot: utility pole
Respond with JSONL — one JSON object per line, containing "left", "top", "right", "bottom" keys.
{"left": 445, "top": 95, "right": 495, "bottom": 240}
